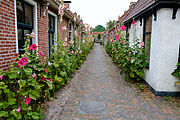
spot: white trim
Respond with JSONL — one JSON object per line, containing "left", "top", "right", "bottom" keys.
{"left": 14, "top": 0, "right": 18, "bottom": 53}
{"left": 48, "top": 10, "right": 58, "bottom": 51}
{"left": 68, "top": 21, "right": 73, "bottom": 41}
{"left": 15, "top": 0, "right": 38, "bottom": 53}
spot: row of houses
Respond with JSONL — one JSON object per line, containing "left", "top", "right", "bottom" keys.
{"left": 0, "top": 0, "right": 91, "bottom": 71}
{"left": 103, "top": 0, "right": 180, "bottom": 96}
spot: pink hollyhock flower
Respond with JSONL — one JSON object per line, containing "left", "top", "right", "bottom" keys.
{"left": 71, "top": 51, "right": 74, "bottom": 54}
{"left": 132, "top": 21, "right": 136, "bottom": 24}
{"left": 67, "top": 51, "right": 70, "bottom": 53}
{"left": 26, "top": 34, "right": 30, "bottom": 37}
{"left": 79, "top": 50, "right": 82, "bottom": 54}
{"left": 37, "top": 51, "right": 44, "bottom": 57}
{"left": 24, "top": 98, "right": 31, "bottom": 105}
{"left": 81, "top": 22, "right": 83, "bottom": 25}
{"left": 64, "top": 37, "right": 67, "bottom": 42}
{"left": 120, "top": 41, "right": 124, "bottom": 44}
{"left": 112, "top": 48, "right": 116, "bottom": 51}
{"left": 140, "top": 41, "right": 144, "bottom": 47}
{"left": 45, "top": 68, "right": 47, "bottom": 72}
{"left": 120, "top": 25, "right": 126, "bottom": 31}
{"left": 31, "top": 32, "right": 35, "bottom": 39}
{"left": 78, "top": 48, "right": 80, "bottom": 50}
{"left": 129, "top": 57, "right": 131, "bottom": 60}
{"left": 21, "top": 57, "right": 28, "bottom": 65}
{"left": 0, "top": 75, "right": 3, "bottom": 80}
{"left": 111, "top": 33, "right": 113, "bottom": 36}
{"left": 69, "top": 41, "right": 74, "bottom": 44}
{"left": 75, "top": 50, "right": 78, "bottom": 54}
{"left": 17, "top": 107, "right": 20, "bottom": 113}
{"left": 63, "top": 42, "right": 68, "bottom": 47}
{"left": 116, "top": 35, "right": 119, "bottom": 40}
{"left": 41, "top": 77, "right": 45, "bottom": 81}
{"left": 112, "top": 40, "right": 114, "bottom": 42}
{"left": 32, "top": 73, "right": 36, "bottom": 78}
{"left": 62, "top": 26, "right": 66, "bottom": 30}
{"left": 29, "top": 44, "right": 37, "bottom": 50}
{"left": 48, "top": 79, "right": 53, "bottom": 82}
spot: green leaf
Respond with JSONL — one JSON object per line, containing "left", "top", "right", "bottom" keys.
{"left": 19, "top": 80, "right": 26, "bottom": 89}
{"left": 8, "top": 98, "right": 16, "bottom": 105}
{"left": 32, "top": 112, "right": 40, "bottom": 119}
{"left": 130, "top": 72, "right": 135, "bottom": 78}
{"left": 9, "top": 74, "right": 19, "bottom": 79}
{"left": 2, "top": 101, "right": 9, "bottom": 109}
{"left": 24, "top": 68, "right": 32, "bottom": 75}
{"left": 59, "top": 58, "right": 63, "bottom": 63}
{"left": 0, "top": 111, "right": 8, "bottom": 117}
{"left": 60, "top": 71, "right": 67, "bottom": 77}
{"left": 29, "top": 90, "right": 39, "bottom": 100}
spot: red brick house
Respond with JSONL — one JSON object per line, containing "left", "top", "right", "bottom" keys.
{"left": 0, "top": 0, "right": 83, "bottom": 71}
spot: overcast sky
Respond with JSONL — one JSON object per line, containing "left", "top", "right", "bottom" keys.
{"left": 70, "top": 0, "right": 137, "bottom": 28}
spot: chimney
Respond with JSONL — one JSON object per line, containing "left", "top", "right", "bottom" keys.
{"left": 129, "top": 2, "right": 136, "bottom": 8}
{"left": 64, "top": 3, "right": 70, "bottom": 10}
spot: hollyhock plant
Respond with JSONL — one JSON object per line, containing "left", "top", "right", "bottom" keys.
{"left": 24, "top": 98, "right": 31, "bottom": 105}
{"left": 62, "top": 26, "right": 66, "bottom": 30}
{"left": 45, "top": 68, "right": 47, "bottom": 72}
{"left": 37, "top": 51, "right": 44, "bottom": 57}
{"left": 140, "top": 41, "right": 144, "bottom": 48}
{"left": 75, "top": 50, "right": 78, "bottom": 54}
{"left": 79, "top": 50, "right": 82, "bottom": 54}
{"left": 63, "top": 42, "right": 68, "bottom": 47}
{"left": 17, "top": 107, "right": 20, "bottom": 113}
{"left": 71, "top": 51, "right": 74, "bottom": 54}
{"left": 0, "top": 74, "right": 3, "bottom": 80}
{"left": 129, "top": 57, "right": 131, "bottom": 60}
{"left": 41, "top": 77, "right": 45, "bottom": 81}
{"left": 116, "top": 35, "right": 119, "bottom": 40}
{"left": 120, "top": 41, "right": 124, "bottom": 44}
{"left": 48, "top": 79, "right": 53, "bottom": 82}
{"left": 29, "top": 44, "right": 37, "bottom": 50}
{"left": 32, "top": 73, "right": 36, "bottom": 78}
{"left": 64, "top": 37, "right": 67, "bottom": 42}
{"left": 120, "top": 25, "right": 126, "bottom": 31}
{"left": 21, "top": 57, "right": 28, "bottom": 65}
{"left": 31, "top": 32, "right": 36, "bottom": 39}
{"left": 132, "top": 21, "right": 136, "bottom": 24}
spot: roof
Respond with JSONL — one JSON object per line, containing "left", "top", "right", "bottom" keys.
{"left": 123, "top": 0, "right": 156, "bottom": 22}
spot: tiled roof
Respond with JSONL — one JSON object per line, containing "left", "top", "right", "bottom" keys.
{"left": 123, "top": 0, "right": 156, "bottom": 23}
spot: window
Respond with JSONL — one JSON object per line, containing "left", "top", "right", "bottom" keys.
{"left": 143, "top": 16, "right": 152, "bottom": 67}
{"left": 68, "top": 22, "right": 73, "bottom": 41}
{"left": 48, "top": 14, "right": 55, "bottom": 57}
{"left": 16, "top": 0, "right": 33, "bottom": 54}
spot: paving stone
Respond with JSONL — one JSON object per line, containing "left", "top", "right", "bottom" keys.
{"left": 44, "top": 44, "right": 180, "bottom": 120}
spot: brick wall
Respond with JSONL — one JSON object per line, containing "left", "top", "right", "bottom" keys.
{"left": 36, "top": 0, "right": 49, "bottom": 59}
{"left": 0, "top": 0, "right": 16, "bottom": 71}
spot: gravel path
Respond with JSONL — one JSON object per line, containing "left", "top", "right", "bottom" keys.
{"left": 44, "top": 44, "right": 180, "bottom": 120}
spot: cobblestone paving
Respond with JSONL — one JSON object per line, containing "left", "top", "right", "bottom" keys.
{"left": 44, "top": 44, "right": 180, "bottom": 120}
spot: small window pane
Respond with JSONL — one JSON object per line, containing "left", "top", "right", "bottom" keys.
{"left": 25, "top": 4, "right": 33, "bottom": 26}
{"left": 145, "top": 34, "right": 151, "bottom": 63}
{"left": 145, "top": 16, "right": 152, "bottom": 32}
{"left": 17, "top": 1, "right": 24, "bottom": 23}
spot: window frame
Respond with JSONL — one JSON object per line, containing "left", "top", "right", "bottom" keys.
{"left": 15, "top": 0, "right": 38, "bottom": 53}
{"left": 143, "top": 15, "right": 152, "bottom": 68}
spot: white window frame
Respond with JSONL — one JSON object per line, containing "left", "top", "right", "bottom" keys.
{"left": 68, "top": 21, "right": 73, "bottom": 41}
{"left": 48, "top": 10, "right": 57, "bottom": 52}
{"left": 15, "top": 0, "right": 38, "bottom": 53}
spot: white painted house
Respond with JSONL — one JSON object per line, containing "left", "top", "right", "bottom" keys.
{"left": 123, "top": 0, "right": 180, "bottom": 96}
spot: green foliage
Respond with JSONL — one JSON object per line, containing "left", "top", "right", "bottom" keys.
{"left": 172, "top": 61, "right": 180, "bottom": 86}
{"left": 106, "top": 20, "right": 116, "bottom": 30}
{"left": 92, "top": 25, "right": 105, "bottom": 32}
{"left": 105, "top": 24, "right": 147, "bottom": 82}
{"left": 98, "top": 34, "right": 101, "bottom": 40}
{"left": 0, "top": 21, "right": 94, "bottom": 120}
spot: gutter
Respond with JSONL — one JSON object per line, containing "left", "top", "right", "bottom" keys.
{"left": 124, "top": 0, "right": 180, "bottom": 24}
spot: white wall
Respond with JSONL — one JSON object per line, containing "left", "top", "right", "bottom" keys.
{"left": 146, "top": 8, "right": 180, "bottom": 92}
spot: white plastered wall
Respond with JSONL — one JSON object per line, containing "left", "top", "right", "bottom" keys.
{"left": 146, "top": 8, "right": 180, "bottom": 92}
{"left": 128, "top": 8, "right": 180, "bottom": 92}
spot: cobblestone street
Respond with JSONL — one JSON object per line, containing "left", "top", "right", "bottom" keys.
{"left": 44, "top": 44, "right": 180, "bottom": 120}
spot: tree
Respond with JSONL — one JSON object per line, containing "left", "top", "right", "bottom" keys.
{"left": 106, "top": 20, "right": 116, "bottom": 30}
{"left": 98, "top": 34, "right": 101, "bottom": 40}
{"left": 92, "top": 25, "right": 105, "bottom": 32}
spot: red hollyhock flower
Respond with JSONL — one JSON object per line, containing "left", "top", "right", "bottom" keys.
{"left": 24, "top": 98, "right": 31, "bottom": 105}
{"left": 48, "top": 79, "right": 53, "bottom": 82}
{"left": 37, "top": 51, "right": 44, "bottom": 57}
{"left": 41, "top": 77, "right": 45, "bottom": 81}
{"left": 132, "top": 21, "right": 136, "bottom": 24}
{"left": 129, "top": 57, "right": 131, "bottom": 60}
{"left": 29, "top": 44, "right": 37, "bottom": 50}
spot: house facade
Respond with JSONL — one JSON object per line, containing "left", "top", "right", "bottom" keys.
{"left": 0, "top": 0, "right": 83, "bottom": 71}
{"left": 123, "top": 0, "right": 180, "bottom": 96}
